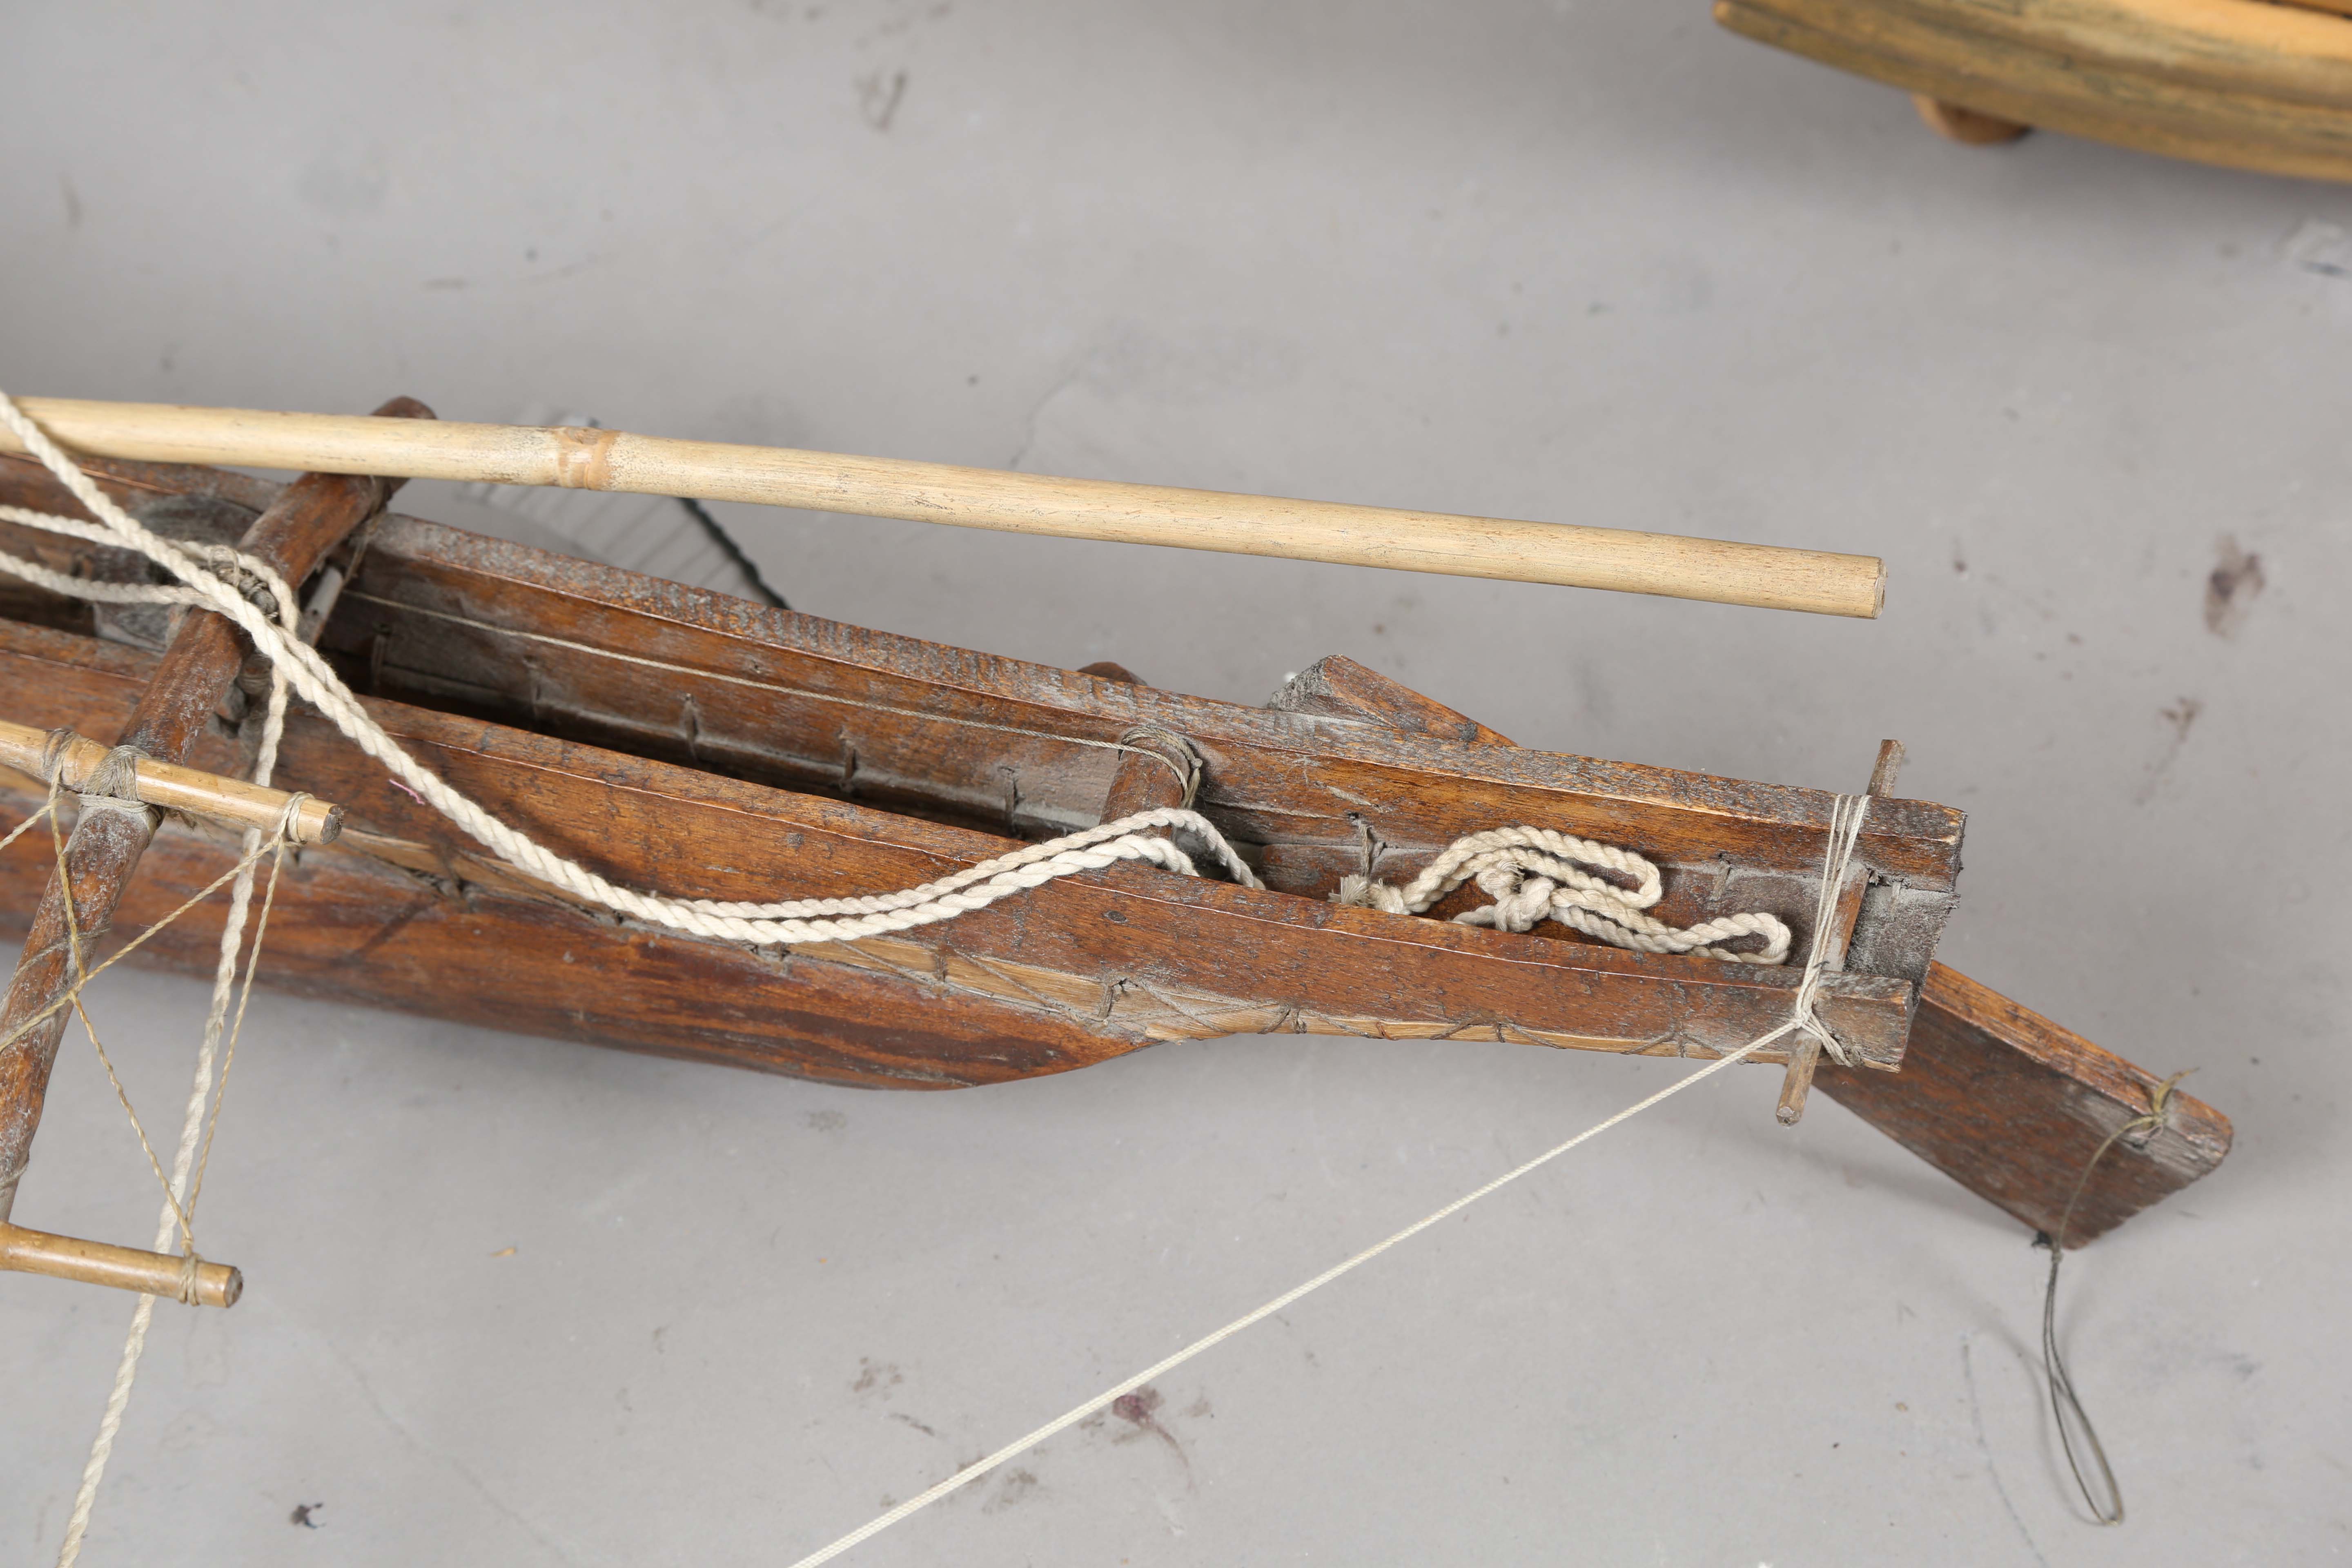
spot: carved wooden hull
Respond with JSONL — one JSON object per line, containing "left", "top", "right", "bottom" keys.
{"left": 0, "top": 453, "right": 2227, "bottom": 1242}
{"left": 1717, "top": 0, "right": 2352, "bottom": 183}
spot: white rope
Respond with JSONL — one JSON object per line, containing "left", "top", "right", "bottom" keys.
{"left": 0, "top": 392, "right": 1267, "bottom": 944}
{"left": 781, "top": 793, "right": 1872, "bottom": 1568}
{"left": 1334, "top": 824, "right": 1793, "bottom": 965}
{"left": 51, "top": 557, "right": 305, "bottom": 1568}
{"left": 0, "top": 504, "right": 294, "bottom": 624}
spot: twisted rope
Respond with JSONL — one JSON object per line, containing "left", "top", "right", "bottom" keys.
{"left": 1334, "top": 823, "right": 1795, "bottom": 965}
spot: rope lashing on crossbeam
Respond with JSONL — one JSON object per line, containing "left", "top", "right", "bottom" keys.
{"left": 1332, "top": 824, "right": 1793, "bottom": 965}
{"left": 0, "top": 500, "right": 293, "bottom": 625}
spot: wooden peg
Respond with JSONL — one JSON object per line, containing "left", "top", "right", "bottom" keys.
{"left": 1912, "top": 95, "right": 2032, "bottom": 146}
{"left": 0, "top": 1221, "right": 242, "bottom": 1307}
{"left": 1777, "top": 740, "right": 1907, "bottom": 1126}
{"left": 1866, "top": 738, "right": 1907, "bottom": 798}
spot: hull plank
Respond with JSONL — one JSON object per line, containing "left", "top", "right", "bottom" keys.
{"left": 0, "top": 619, "right": 1920, "bottom": 1084}
{"left": 1820, "top": 966, "right": 2232, "bottom": 1246}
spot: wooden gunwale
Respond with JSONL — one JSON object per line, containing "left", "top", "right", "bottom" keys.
{"left": 0, "top": 616, "right": 1922, "bottom": 1075}
{"left": 0, "top": 452, "right": 1964, "bottom": 999}
{"left": 1716, "top": 0, "right": 2352, "bottom": 182}
{"left": 321, "top": 518, "right": 1963, "bottom": 890}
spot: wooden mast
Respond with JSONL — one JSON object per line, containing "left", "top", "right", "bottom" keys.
{"left": 0, "top": 398, "right": 1887, "bottom": 619}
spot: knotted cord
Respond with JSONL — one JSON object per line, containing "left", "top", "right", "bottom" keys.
{"left": 1334, "top": 823, "right": 1793, "bottom": 964}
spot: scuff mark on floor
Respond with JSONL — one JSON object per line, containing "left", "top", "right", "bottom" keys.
{"left": 2204, "top": 535, "right": 2265, "bottom": 638}
{"left": 2136, "top": 697, "right": 2203, "bottom": 804}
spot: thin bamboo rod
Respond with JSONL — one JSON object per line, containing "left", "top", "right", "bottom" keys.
{"left": 0, "top": 719, "right": 343, "bottom": 844}
{"left": 0, "top": 1221, "right": 242, "bottom": 1307}
{"left": 0, "top": 398, "right": 1886, "bottom": 618}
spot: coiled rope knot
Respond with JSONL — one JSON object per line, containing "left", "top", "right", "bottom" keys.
{"left": 1333, "top": 824, "right": 1793, "bottom": 966}
{"left": 173, "top": 1252, "right": 203, "bottom": 1307}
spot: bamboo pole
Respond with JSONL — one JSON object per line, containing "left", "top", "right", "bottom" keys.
{"left": 0, "top": 1221, "right": 242, "bottom": 1307}
{"left": 0, "top": 398, "right": 1886, "bottom": 618}
{"left": 0, "top": 719, "right": 343, "bottom": 845}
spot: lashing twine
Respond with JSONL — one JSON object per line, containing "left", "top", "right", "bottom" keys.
{"left": 2041, "top": 1067, "right": 2192, "bottom": 1527}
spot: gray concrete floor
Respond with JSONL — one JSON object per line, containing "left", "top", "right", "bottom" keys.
{"left": 3, "top": 2, "right": 2348, "bottom": 1562}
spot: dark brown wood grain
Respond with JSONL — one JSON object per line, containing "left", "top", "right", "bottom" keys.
{"left": 1244, "top": 656, "right": 2234, "bottom": 1242}
{"left": 0, "top": 620, "right": 1924, "bottom": 1085}
{"left": 1817, "top": 964, "right": 2231, "bottom": 1245}
{"left": 303, "top": 515, "right": 1963, "bottom": 988}
{"left": 0, "top": 405, "right": 428, "bottom": 1221}
{"left": 1266, "top": 655, "right": 1518, "bottom": 747}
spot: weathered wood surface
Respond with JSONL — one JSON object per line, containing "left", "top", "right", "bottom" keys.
{"left": 0, "top": 410, "right": 425, "bottom": 1222}
{"left": 1818, "top": 965, "right": 2232, "bottom": 1246}
{"left": 0, "top": 619, "right": 1922, "bottom": 1087}
{"left": 1245, "top": 662, "right": 2234, "bottom": 1243}
{"left": 0, "top": 452, "right": 1968, "bottom": 1078}
{"left": 0, "top": 457, "right": 1964, "bottom": 954}
{"left": 1266, "top": 655, "right": 1517, "bottom": 747}
{"left": 1716, "top": 0, "right": 2352, "bottom": 183}
{"left": 307, "top": 517, "right": 1963, "bottom": 971}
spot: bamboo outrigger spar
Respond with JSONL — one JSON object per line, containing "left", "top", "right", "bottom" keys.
{"left": 0, "top": 397, "right": 2229, "bottom": 1316}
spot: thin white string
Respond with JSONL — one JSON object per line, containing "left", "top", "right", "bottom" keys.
{"left": 51, "top": 557, "right": 303, "bottom": 1568}
{"left": 782, "top": 793, "right": 1871, "bottom": 1568}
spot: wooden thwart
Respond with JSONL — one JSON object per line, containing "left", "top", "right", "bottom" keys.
{"left": 0, "top": 719, "right": 343, "bottom": 846}
{"left": 0, "top": 1221, "right": 240, "bottom": 1308}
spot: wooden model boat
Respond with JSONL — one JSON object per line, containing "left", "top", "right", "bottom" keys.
{"left": 1715, "top": 0, "right": 2352, "bottom": 180}
{"left": 0, "top": 399, "right": 2229, "bottom": 1314}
